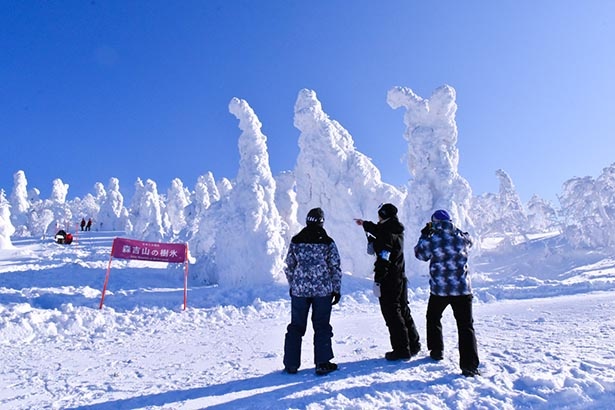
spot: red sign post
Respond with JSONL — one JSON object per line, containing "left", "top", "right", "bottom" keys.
{"left": 99, "top": 237, "right": 189, "bottom": 310}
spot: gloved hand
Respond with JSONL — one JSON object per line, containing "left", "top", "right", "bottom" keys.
{"left": 421, "top": 222, "right": 433, "bottom": 236}
{"left": 331, "top": 292, "right": 341, "bottom": 305}
{"left": 372, "top": 282, "right": 381, "bottom": 298}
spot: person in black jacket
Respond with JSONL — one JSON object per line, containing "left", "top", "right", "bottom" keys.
{"left": 283, "top": 207, "right": 342, "bottom": 376}
{"left": 355, "top": 203, "right": 421, "bottom": 361}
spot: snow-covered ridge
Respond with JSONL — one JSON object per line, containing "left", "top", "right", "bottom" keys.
{"left": 2, "top": 86, "right": 615, "bottom": 289}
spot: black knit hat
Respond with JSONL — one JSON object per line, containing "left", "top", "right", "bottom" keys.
{"left": 378, "top": 203, "right": 398, "bottom": 219}
{"left": 306, "top": 207, "right": 325, "bottom": 226}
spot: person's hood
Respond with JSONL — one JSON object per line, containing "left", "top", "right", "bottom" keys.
{"left": 380, "top": 216, "right": 404, "bottom": 234}
{"left": 432, "top": 219, "right": 454, "bottom": 231}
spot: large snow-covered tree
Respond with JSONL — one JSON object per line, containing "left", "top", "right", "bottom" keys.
{"left": 195, "top": 97, "right": 285, "bottom": 287}
{"left": 387, "top": 85, "right": 474, "bottom": 272}
{"left": 293, "top": 88, "right": 405, "bottom": 276}
{"left": 5, "top": 87, "right": 615, "bottom": 289}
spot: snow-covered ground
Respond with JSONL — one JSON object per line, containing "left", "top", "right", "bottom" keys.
{"left": 1, "top": 231, "right": 615, "bottom": 409}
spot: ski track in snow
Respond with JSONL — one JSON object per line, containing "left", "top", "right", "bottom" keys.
{"left": 1, "top": 233, "right": 615, "bottom": 409}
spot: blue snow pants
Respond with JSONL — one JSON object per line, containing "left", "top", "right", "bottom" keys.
{"left": 283, "top": 295, "right": 334, "bottom": 369}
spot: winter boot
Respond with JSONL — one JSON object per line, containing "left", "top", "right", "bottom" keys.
{"left": 315, "top": 362, "right": 338, "bottom": 375}
{"left": 385, "top": 350, "right": 411, "bottom": 361}
{"left": 430, "top": 350, "right": 443, "bottom": 361}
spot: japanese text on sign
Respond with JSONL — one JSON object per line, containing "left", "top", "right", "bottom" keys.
{"left": 111, "top": 237, "right": 186, "bottom": 263}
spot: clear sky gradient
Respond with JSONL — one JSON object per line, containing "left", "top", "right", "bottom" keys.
{"left": 2, "top": 1, "right": 614, "bottom": 203}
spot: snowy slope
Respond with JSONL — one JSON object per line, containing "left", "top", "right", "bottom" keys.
{"left": 1, "top": 231, "right": 615, "bottom": 409}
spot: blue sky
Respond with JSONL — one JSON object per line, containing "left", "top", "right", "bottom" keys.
{"left": 2, "top": 1, "right": 614, "bottom": 203}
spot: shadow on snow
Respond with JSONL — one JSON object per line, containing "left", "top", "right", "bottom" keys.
{"left": 65, "top": 357, "right": 452, "bottom": 410}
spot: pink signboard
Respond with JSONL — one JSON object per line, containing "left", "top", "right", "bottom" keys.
{"left": 111, "top": 237, "right": 187, "bottom": 263}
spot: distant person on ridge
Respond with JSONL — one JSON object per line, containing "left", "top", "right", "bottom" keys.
{"left": 86, "top": 218, "right": 92, "bottom": 231}
{"left": 80, "top": 218, "right": 86, "bottom": 231}
{"left": 414, "top": 209, "right": 480, "bottom": 377}
{"left": 283, "top": 207, "right": 342, "bottom": 376}
{"left": 354, "top": 203, "right": 421, "bottom": 361}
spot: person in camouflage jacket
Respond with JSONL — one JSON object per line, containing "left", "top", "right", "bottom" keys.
{"left": 414, "top": 209, "right": 480, "bottom": 377}
{"left": 283, "top": 207, "right": 342, "bottom": 376}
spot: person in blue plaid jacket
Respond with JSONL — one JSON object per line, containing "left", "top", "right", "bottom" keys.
{"left": 414, "top": 209, "right": 480, "bottom": 377}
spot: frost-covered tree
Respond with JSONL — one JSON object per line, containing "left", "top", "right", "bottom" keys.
{"left": 471, "top": 170, "right": 555, "bottom": 238}
{"left": 200, "top": 174, "right": 214, "bottom": 201}
{"left": 50, "top": 178, "right": 69, "bottom": 203}
{"left": 98, "top": 177, "right": 130, "bottom": 232}
{"left": 28, "top": 187, "right": 40, "bottom": 203}
{"left": 93, "top": 182, "right": 106, "bottom": 201}
{"left": 0, "top": 190, "right": 15, "bottom": 249}
{"left": 223, "top": 97, "right": 285, "bottom": 285}
{"left": 128, "top": 178, "right": 146, "bottom": 224}
{"left": 24, "top": 187, "right": 52, "bottom": 238}
{"left": 294, "top": 88, "right": 405, "bottom": 276}
{"left": 274, "top": 170, "right": 301, "bottom": 245}
{"left": 128, "top": 178, "right": 168, "bottom": 242}
{"left": 559, "top": 164, "right": 615, "bottom": 248}
{"left": 91, "top": 181, "right": 106, "bottom": 223}
{"left": 68, "top": 182, "right": 104, "bottom": 230}
{"left": 21, "top": 178, "right": 72, "bottom": 237}
{"left": 207, "top": 173, "right": 222, "bottom": 203}
{"left": 9, "top": 170, "right": 30, "bottom": 236}
{"left": 196, "top": 97, "right": 285, "bottom": 287}
{"left": 184, "top": 173, "right": 213, "bottom": 236}
{"left": 470, "top": 192, "right": 499, "bottom": 235}
{"left": 526, "top": 195, "right": 559, "bottom": 232}
{"left": 47, "top": 178, "right": 73, "bottom": 232}
{"left": 387, "top": 85, "right": 474, "bottom": 270}
{"left": 166, "top": 178, "right": 191, "bottom": 236}
{"left": 69, "top": 194, "right": 100, "bottom": 230}
{"left": 217, "top": 177, "right": 233, "bottom": 198}
{"left": 596, "top": 163, "right": 615, "bottom": 222}
{"left": 29, "top": 208, "right": 54, "bottom": 239}
{"left": 493, "top": 169, "right": 527, "bottom": 233}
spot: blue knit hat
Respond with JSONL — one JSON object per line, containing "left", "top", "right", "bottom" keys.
{"left": 431, "top": 209, "right": 451, "bottom": 222}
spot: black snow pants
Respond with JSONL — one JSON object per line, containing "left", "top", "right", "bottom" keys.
{"left": 378, "top": 276, "right": 421, "bottom": 354}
